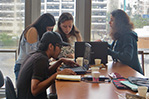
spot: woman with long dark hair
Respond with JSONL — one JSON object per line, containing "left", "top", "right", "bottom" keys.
{"left": 14, "top": 13, "right": 56, "bottom": 80}
{"left": 108, "top": 9, "right": 143, "bottom": 74}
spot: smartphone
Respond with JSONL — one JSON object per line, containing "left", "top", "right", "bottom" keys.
{"left": 82, "top": 75, "right": 111, "bottom": 82}
{"left": 108, "top": 72, "right": 124, "bottom": 79}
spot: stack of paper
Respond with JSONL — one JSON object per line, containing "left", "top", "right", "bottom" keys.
{"left": 56, "top": 75, "right": 81, "bottom": 81}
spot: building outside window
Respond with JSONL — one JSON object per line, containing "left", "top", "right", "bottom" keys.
{"left": 91, "top": 0, "right": 149, "bottom": 45}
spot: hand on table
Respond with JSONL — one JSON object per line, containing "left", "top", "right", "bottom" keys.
{"left": 57, "top": 69, "right": 76, "bottom": 75}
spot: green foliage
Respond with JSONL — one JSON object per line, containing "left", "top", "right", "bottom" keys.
{"left": 0, "top": 33, "right": 18, "bottom": 46}
{"left": 131, "top": 15, "right": 149, "bottom": 28}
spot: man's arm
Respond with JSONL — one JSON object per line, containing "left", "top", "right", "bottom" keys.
{"left": 31, "top": 73, "right": 57, "bottom": 96}
{"left": 31, "top": 69, "right": 76, "bottom": 96}
{"left": 48, "top": 58, "right": 78, "bottom": 75}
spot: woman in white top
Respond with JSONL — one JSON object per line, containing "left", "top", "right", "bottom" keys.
{"left": 14, "top": 13, "right": 56, "bottom": 81}
{"left": 55, "top": 12, "right": 82, "bottom": 58}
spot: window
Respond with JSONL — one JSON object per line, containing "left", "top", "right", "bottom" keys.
{"left": 91, "top": 0, "right": 149, "bottom": 45}
{"left": 62, "top": 4, "right": 74, "bottom": 9}
{"left": 0, "top": 0, "right": 25, "bottom": 86}
{"left": 41, "top": 0, "right": 76, "bottom": 22}
{"left": 91, "top": 0, "right": 109, "bottom": 41}
{"left": 0, "top": 0, "right": 14, "bottom": 3}
{"left": 62, "top": 0, "right": 74, "bottom": 2}
{"left": 47, "top": 0, "right": 59, "bottom": 2}
{"left": 47, "top": 4, "right": 59, "bottom": 9}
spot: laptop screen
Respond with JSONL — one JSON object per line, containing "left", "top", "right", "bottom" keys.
{"left": 75, "top": 42, "right": 108, "bottom": 64}
{"left": 83, "top": 43, "right": 91, "bottom": 69}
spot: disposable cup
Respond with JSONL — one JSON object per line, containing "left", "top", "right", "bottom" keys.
{"left": 95, "top": 59, "right": 101, "bottom": 65}
{"left": 91, "top": 67, "right": 99, "bottom": 72}
{"left": 138, "top": 86, "right": 148, "bottom": 97}
{"left": 91, "top": 71, "right": 100, "bottom": 82}
{"left": 76, "top": 57, "right": 83, "bottom": 66}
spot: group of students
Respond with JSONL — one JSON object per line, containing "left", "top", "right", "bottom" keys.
{"left": 14, "top": 9, "right": 143, "bottom": 99}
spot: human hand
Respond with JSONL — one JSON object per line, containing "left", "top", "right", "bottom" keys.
{"left": 66, "top": 54, "right": 74, "bottom": 58}
{"left": 95, "top": 39, "right": 102, "bottom": 42}
{"left": 57, "top": 69, "right": 76, "bottom": 75}
{"left": 60, "top": 58, "right": 79, "bottom": 67}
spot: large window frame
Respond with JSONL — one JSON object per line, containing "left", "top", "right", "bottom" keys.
{"left": 25, "top": 0, "right": 92, "bottom": 41}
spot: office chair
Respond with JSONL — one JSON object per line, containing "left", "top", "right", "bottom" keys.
{"left": 5, "top": 76, "right": 17, "bottom": 99}
{"left": 0, "top": 70, "right": 4, "bottom": 87}
{"left": 138, "top": 51, "right": 145, "bottom": 75}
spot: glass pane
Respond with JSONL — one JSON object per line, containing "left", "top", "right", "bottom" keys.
{"left": 0, "top": 0, "right": 25, "bottom": 86}
{"left": 41, "top": 0, "right": 76, "bottom": 23}
{"left": 47, "top": 0, "right": 59, "bottom": 2}
{"left": 91, "top": 0, "right": 149, "bottom": 46}
{"left": 91, "top": 0, "right": 110, "bottom": 42}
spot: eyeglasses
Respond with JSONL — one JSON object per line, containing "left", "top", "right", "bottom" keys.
{"left": 56, "top": 44, "right": 62, "bottom": 49}
{"left": 46, "top": 26, "right": 54, "bottom": 32}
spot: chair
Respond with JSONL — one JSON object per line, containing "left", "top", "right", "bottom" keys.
{"left": 0, "top": 70, "right": 5, "bottom": 98}
{"left": 0, "top": 70, "right": 4, "bottom": 87}
{"left": 5, "top": 76, "right": 17, "bottom": 99}
{"left": 138, "top": 51, "right": 145, "bottom": 75}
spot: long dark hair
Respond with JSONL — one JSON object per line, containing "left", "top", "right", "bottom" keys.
{"left": 18, "top": 13, "right": 55, "bottom": 54}
{"left": 110, "top": 9, "right": 134, "bottom": 40}
{"left": 56, "top": 12, "right": 80, "bottom": 42}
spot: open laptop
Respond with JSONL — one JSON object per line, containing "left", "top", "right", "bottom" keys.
{"left": 75, "top": 42, "right": 108, "bottom": 65}
{"left": 60, "top": 43, "right": 91, "bottom": 74}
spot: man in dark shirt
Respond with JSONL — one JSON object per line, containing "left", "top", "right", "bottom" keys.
{"left": 17, "top": 31, "right": 77, "bottom": 99}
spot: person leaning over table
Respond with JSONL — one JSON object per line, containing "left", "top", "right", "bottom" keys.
{"left": 17, "top": 31, "right": 77, "bottom": 99}
{"left": 97, "top": 9, "right": 143, "bottom": 74}
{"left": 14, "top": 13, "right": 56, "bottom": 81}
{"left": 55, "top": 12, "right": 82, "bottom": 58}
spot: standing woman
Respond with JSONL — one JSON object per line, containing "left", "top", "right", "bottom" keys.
{"left": 14, "top": 13, "right": 56, "bottom": 80}
{"left": 108, "top": 9, "right": 143, "bottom": 74}
{"left": 55, "top": 12, "right": 82, "bottom": 58}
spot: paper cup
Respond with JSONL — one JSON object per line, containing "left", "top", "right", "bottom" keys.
{"left": 91, "top": 71, "right": 100, "bottom": 82}
{"left": 76, "top": 57, "right": 83, "bottom": 66}
{"left": 91, "top": 67, "right": 99, "bottom": 72}
{"left": 95, "top": 59, "right": 101, "bottom": 65}
{"left": 92, "top": 71, "right": 100, "bottom": 78}
{"left": 146, "top": 92, "right": 149, "bottom": 99}
{"left": 138, "top": 86, "right": 148, "bottom": 97}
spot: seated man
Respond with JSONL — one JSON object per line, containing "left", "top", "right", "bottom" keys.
{"left": 17, "top": 31, "right": 77, "bottom": 99}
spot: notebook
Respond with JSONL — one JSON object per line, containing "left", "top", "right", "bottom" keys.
{"left": 56, "top": 75, "right": 81, "bottom": 81}
{"left": 75, "top": 42, "right": 108, "bottom": 64}
{"left": 60, "top": 43, "right": 91, "bottom": 74}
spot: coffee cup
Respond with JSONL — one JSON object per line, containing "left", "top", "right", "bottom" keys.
{"left": 76, "top": 57, "right": 83, "bottom": 66}
{"left": 95, "top": 59, "right": 101, "bottom": 65}
{"left": 138, "top": 86, "right": 148, "bottom": 97}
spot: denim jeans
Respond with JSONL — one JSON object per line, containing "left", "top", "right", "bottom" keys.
{"left": 14, "top": 63, "right": 21, "bottom": 81}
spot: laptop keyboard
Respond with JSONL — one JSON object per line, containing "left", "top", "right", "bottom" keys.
{"left": 61, "top": 64, "right": 86, "bottom": 71}
{"left": 70, "top": 66, "right": 86, "bottom": 71}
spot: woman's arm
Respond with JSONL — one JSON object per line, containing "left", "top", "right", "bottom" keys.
{"left": 76, "top": 32, "right": 82, "bottom": 41}
{"left": 25, "top": 27, "right": 39, "bottom": 54}
{"left": 108, "top": 36, "right": 134, "bottom": 62}
{"left": 25, "top": 27, "right": 38, "bottom": 44}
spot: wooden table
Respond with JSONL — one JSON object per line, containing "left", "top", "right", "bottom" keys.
{"left": 56, "top": 62, "right": 144, "bottom": 99}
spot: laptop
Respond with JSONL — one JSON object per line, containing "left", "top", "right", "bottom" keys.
{"left": 60, "top": 43, "right": 91, "bottom": 74}
{"left": 75, "top": 42, "right": 108, "bottom": 65}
